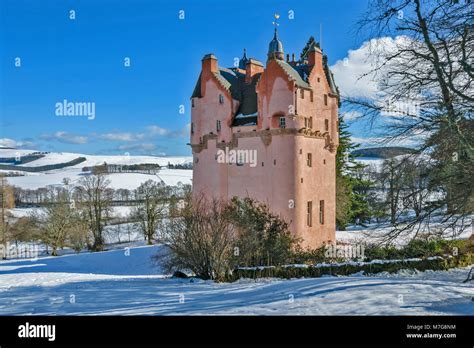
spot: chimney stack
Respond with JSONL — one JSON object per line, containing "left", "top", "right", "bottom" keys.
{"left": 245, "top": 59, "right": 264, "bottom": 83}
{"left": 201, "top": 54, "right": 218, "bottom": 74}
{"left": 308, "top": 45, "right": 323, "bottom": 67}
{"left": 201, "top": 54, "right": 218, "bottom": 96}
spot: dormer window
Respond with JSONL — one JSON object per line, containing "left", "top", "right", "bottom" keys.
{"left": 279, "top": 116, "right": 286, "bottom": 128}
{"left": 219, "top": 94, "right": 224, "bottom": 104}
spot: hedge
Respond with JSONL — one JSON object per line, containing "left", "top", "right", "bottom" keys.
{"left": 225, "top": 253, "right": 473, "bottom": 282}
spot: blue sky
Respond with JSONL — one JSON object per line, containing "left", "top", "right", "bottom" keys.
{"left": 1, "top": 0, "right": 372, "bottom": 156}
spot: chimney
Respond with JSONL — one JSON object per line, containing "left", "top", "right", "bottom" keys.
{"left": 245, "top": 59, "right": 264, "bottom": 83}
{"left": 308, "top": 45, "right": 323, "bottom": 68}
{"left": 201, "top": 54, "right": 218, "bottom": 96}
{"left": 201, "top": 54, "right": 218, "bottom": 74}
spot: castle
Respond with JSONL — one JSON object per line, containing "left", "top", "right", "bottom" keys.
{"left": 190, "top": 25, "right": 339, "bottom": 249}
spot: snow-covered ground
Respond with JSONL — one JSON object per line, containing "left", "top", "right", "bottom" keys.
{"left": 0, "top": 149, "right": 192, "bottom": 168}
{"left": 5, "top": 167, "right": 192, "bottom": 190}
{"left": 0, "top": 245, "right": 472, "bottom": 315}
{"left": 337, "top": 216, "right": 472, "bottom": 247}
{"left": 0, "top": 149, "right": 193, "bottom": 190}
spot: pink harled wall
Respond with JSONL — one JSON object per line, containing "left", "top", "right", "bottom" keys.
{"left": 191, "top": 50, "right": 338, "bottom": 249}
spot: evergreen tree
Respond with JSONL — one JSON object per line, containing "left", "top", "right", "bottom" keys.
{"left": 335, "top": 114, "right": 373, "bottom": 229}
{"left": 300, "top": 36, "right": 317, "bottom": 60}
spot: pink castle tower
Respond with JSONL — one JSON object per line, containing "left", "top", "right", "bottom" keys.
{"left": 190, "top": 22, "right": 339, "bottom": 249}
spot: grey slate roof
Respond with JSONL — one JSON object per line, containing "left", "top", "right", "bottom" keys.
{"left": 275, "top": 60, "right": 311, "bottom": 88}
{"left": 191, "top": 50, "right": 339, "bottom": 124}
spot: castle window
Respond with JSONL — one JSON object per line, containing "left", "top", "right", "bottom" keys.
{"left": 325, "top": 119, "right": 329, "bottom": 131}
{"left": 279, "top": 116, "right": 286, "bottom": 129}
{"left": 219, "top": 94, "right": 224, "bottom": 104}
{"left": 319, "top": 200, "right": 325, "bottom": 224}
{"left": 195, "top": 157, "right": 199, "bottom": 163}
{"left": 304, "top": 117, "right": 308, "bottom": 128}
{"left": 294, "top": 91, "right": 298, "bottom": 114}
{"left": 307, "top": 201, "right": 313, "bottom": 227}
{"left": 192, "top": 99, "right": 195, "bottom": 107}
{"left": 191, "top": 123, "right": 194, "bottom": 134}
{"left": 301, "top": 178, "right": 303, "bottom": 183}
{"left": 300, "top": 89, "right": 304, "bottom": 99}
{"left": 216, "top": 120, "right": 221, "bottom": 132}
{"left": 299, "top": 149, "right": 303, "bottom": 155}
{"left": 307, "top": 153, "right": 312, "bottom": 167}
{"left": 309, "top": 117, "right": 313, "bottom": 129}
{"left": 237, "top": 153, "right": 244, "bottom": 166}
{"left": 310, "top": 91, "right": 314, "bottom": 102}
{"left": 323, "top": 159, "right": 326, "bottom": 165}
{"left": 317, "top": 77, "right": 320, "bottom": 83}
{"left": 324, "top": 94, "right": 328, "bottom": 106}
{"left": 274, "top": 159, "right": 276, "bottom": 165}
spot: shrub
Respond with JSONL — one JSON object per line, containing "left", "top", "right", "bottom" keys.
{"left": 225, "top": 197, "right": 298, "bottom": 267}
{"left": 156, "top": 196, "right": 235, "bottom": 281}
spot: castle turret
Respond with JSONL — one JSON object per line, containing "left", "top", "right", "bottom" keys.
{"left": 267, "top": 28, "right": 284, "bottom": 61}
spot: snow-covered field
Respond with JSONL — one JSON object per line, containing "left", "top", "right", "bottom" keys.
{"left": 0, "top": 148, "right": 193, "bottom": 189}
{"left": 0, "top": 245, "right": 472, "bottom": 315}
{"left": 5, "top": 167, "right": 192, "bottom": 190}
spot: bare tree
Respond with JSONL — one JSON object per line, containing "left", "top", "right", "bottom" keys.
{"left": 346, "top": 0, "right": 473, "bottom": 238}
{"left": 0, "top": 175, "right": 15, "bottom": 246}
{"left": 76, "top": 173, "right": 112, "bottom": 251}
{"left": 131, "top": 180, "right": 167, "bottom": 245}
{"left": 32, "top": 187, "right": 81, "bottom": 256}
{"left": 156, "top": 196, "right": 235, "bottom": 281}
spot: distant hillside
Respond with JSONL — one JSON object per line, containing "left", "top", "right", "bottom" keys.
{"left": 352, "top": 146, "right": 416, "bottom": 159}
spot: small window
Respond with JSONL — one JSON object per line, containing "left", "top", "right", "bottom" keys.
{"left": 309, "top": 117, "right": 313, "bottom": 129}
{"left": 195, "top": 157, "right": 199, "bottom": 163}
{"left": 324, "top": 94, "right": 328, "bottom": 106}
{"left": 317, "top": 77, "right": 320, "bottom": 83}
{"left": 300, "top": 89, "right": 304, "bottom": 99}
{"left": 279, "top": 116, "right": 286, "bottom": 129}
{"left": 323, "top": 159, "right": 326, "bottom": 165}
{"left": 191, "top": 123, "right": 194, "bottom": 134}
{"left": 304, "top": 117, "right": 308, "bottom": 128}
{"left": 310, "top": 91, "right": 314, "bottom": 102}
{"left": 192, "top": 99, "right": 195, "bottom": 107}
{"left": 274, "top": 159, "right": 276, "bottom": 165}
{"left": 299, "top": 149, "right": 303, "bottom": 155}
{"left": 319, "top": 200, "right": 325, "bottom": 224}
{"left": 237, "top": 153, "right": 244, "bottom": 166}
{"left": 325, "top": 119, "right": 329, "bottom": 131}
{"left": 261, "top": 162, "right": 264, "bottom": 167}
{"left": 307, "top": 201, "right": 313, "bottom": 227}
{"left": 307, "top": 153, "right": 312, "bottom": 167}
{"left": 216, "top": 120, "right": 221, "bottom": 132}
{"left": 219, "top": 94, "right": 224, "bottom": 104}
{"left": 301, "top": 178, "right": 303, "bottom": 183}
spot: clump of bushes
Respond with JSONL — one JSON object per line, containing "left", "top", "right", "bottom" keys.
{"left": 363, "top": 238, "right": 470, "bottom": 261}
{"left": 156, "top": 196, "right": 298, "bottom": 281}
